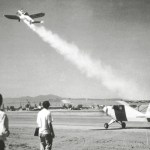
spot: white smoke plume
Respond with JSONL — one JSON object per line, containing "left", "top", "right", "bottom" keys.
{"left": 24, "top": 21, "right": 145, "bottom": 99}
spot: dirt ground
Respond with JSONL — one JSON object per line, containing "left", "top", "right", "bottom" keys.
{"left": 5, "top": 110, "right": 150, "bottom": 150}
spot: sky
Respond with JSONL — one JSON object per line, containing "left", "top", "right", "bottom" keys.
{"left": 0, "top": 0, "right": 150, "bottom": 99}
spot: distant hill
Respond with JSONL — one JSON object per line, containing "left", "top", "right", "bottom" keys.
{"left": 3, "top": 94, "right": 62, "bottom": 107}
{"left": 3, "top": 94, "right": 124, "bottom": 108}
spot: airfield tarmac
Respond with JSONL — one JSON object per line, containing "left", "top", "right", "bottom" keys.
{"left": 5, "top": 110, "right": 150, "bottom": 150}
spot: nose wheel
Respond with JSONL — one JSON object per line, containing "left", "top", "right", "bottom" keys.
{"left": 104, "top": 123, "right": 109, "bottom": 129}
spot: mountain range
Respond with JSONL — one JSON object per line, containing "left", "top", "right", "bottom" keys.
{"left": 3, "top": 94, "right": 62, "bottom": 107}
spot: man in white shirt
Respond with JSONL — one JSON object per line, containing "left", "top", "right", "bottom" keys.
{"left": 37, "top": 101, "right": 54, "bottom": 150}
{"left": 0, "top": 94, "right": 9, "bottom": 150}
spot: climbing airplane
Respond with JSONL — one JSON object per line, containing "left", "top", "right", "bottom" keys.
{"left": 4, "top": 9, "right": 45, "bottom": 24}
{"left": 103, "top": 100, "right": 150, "bottom": 129}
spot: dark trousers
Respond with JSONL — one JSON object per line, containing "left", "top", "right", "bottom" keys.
{"left": 40, "top": 134, "right": 53, "bottom": 150}
{"left": 0, "top": 140, "right": 5, "bottom": 150}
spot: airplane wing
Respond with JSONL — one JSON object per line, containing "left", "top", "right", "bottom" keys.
{"left": 123, "top": 100, "right": 150, "bottom": 105}
{"left": 4, "top": 15, "right": 20, "bottom": 20}
{"left": 117, "top": 100, "right": 130, "bottom": 106}
{"left": 29, "top": 13, "right": 45, "bottom": 19}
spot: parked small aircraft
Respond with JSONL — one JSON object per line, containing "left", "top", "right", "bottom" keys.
{"left": 62, "top": 98, "right": 150, "bottom": 129}
{"left": 103, "top": 101, "right": 150, "bottom": 129}
{"left": 4, "top": 9, "right": 45, "bottom": 24}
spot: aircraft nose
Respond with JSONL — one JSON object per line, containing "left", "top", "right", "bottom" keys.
{"left": 103, "top": 106, "right": 107, "bottom": 112}
{"left": 103, "top": 106, "right": 108, "bottom": 116}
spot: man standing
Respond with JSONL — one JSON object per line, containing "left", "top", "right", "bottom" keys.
{"left": 37, "top": 101, "right": 55, "bottom": 150}
{"left": 0, "top": 94, "right": 9, "bottom": 150}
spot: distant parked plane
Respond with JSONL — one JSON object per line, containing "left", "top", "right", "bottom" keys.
{"left": 103, "top": 100, "right": 150, "bottom": 129}
{"left": 4, "top": 9, "right": 45, "bottom": 24}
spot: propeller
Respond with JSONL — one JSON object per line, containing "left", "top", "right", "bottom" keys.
{"left": 102, "top": 105, "right": 109, "bottom": 116}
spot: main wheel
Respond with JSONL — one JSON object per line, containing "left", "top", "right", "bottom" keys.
{"left": 104, "top": 123, "right": 109, "bottom": 129}
{"left": 121, "top": 122, "right": 126, "bottom": 128}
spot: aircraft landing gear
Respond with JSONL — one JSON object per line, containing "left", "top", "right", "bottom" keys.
{"left": 104, "top": 119, "right": 126, "bottom": 129}
{"left": 121, "top": 122, "right": 126, "bottom": 128}
{"left": 104, "top": 119, "right": 116, "bottom": 129}
{"left": 104, "top": 123, "right": 109, "bottom": 129}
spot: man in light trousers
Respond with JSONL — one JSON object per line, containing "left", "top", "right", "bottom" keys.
{"left": 37, "top": 101, "right": 55, "bottom": 150}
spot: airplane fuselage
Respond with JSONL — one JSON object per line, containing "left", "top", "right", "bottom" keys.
{"left": 17, "top": 10, "right": 35, "bottom": 24}
{"left": 103, "top": 105, "right": 150, "bottom": 122}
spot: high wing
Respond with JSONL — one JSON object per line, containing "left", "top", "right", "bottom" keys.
{"left": 117, "top": 100, "right": 130, "bottom": 106}
{"left": 123, "top": 99, "right": 150, "bottom": 105}
{"left": 4, "top": 15, "right": 20, "bottom": 21}
{"left": 29, "top": 13, "right": 45, "bottom": 19}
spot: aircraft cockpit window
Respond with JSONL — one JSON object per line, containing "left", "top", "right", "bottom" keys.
{"left": 119, "top": 106, "right": 123, "bottom": 110}
{"left": 113, "top": 105, "right": 123, "bottom": 111}
{"left": 24, "top": 12, "right": 28, "bottom": 15}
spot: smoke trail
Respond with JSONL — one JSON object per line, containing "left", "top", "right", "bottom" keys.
{"left": 24, "top": 21, "right": 144, "bottom": 99}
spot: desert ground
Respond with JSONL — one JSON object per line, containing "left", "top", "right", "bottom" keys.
{"left": 4, "top": 110, "right": 150, "bottom": 150}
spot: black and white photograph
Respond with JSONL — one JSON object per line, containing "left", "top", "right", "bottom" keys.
{"left": 1, "top": 0, "right": 150, "bottom": 149}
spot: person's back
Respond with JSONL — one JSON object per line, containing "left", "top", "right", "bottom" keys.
{"left": 37, "top": 101, "right": 54, "bottom": 150}
{"left": 37, "top": 108, "right": 52, "bottom": 135}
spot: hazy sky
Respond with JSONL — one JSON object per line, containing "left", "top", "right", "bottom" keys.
{"left": 1, "top": 0, "right": 150, "bottom": 99}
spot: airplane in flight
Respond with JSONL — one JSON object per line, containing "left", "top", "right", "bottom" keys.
{"left": 4, "top": 9, "right": 45, "bottom": 24}
{"left": 103, "top": 100, "right": 150, "bottom": 129}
